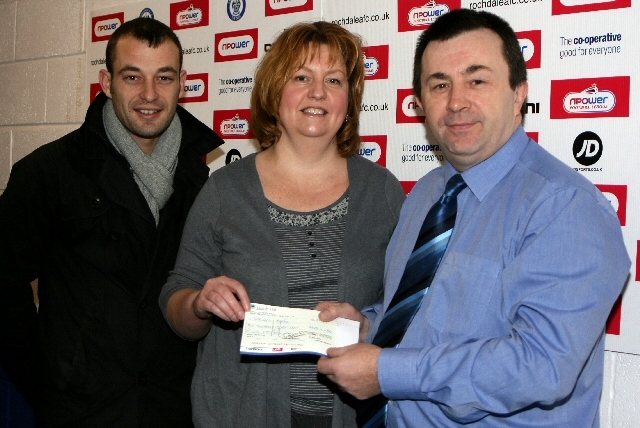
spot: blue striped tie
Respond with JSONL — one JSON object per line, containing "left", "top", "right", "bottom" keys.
{"left": 356, "top": 174, "right": 467, "bottom": 428}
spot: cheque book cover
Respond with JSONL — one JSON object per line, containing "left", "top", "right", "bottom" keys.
{"left": 239, "top": 303, "right": 360, "bottom": 357}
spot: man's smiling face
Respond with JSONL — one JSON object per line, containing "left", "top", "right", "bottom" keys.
{"left": 100, "top": 36, "right": 186, "bottom": 153}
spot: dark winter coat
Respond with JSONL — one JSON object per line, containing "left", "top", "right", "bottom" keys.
{"left": 0, "top": 93, "right": 222, "bottom": 427}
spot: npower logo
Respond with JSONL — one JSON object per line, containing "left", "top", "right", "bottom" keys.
{"left": 179, "top": 73, "right": 208, "bottom": 104}
{"left": 526, "top": 132, "right": 539, "bottom": 143}
{"left": 92, "top": 12, "right": 124, "bottom": 42}
{"left": 213, "top": 109, "right": 254, "bottom": 139}
{"left": 550, "top": 76, "right": 629, "bottom": 119}
{"left": 398, "top": 0, "right": 460, "bottom": 33}
{"left": 552, "top": 0, "right": 630, "bottom": 15}
{"left": 170, "top": 0, "right": 209, "bottom": 30}
{"left": 215, "top": 29, "right": 258, "bottom": 62}
{"left": 595, "top": 184, "right": 627, "bottom": 226}
{"left": 401, "top": 181, "right": 417, "bottom": 194}
{"left": 265, "top": 0, "right": 313, "bottom": 16}
{"left": 90, "top": 83, "right": 102, "bottom": 104}
{"left": 362, "top": 45, "right": 389, "bottom": 81}
{"left": 606, "top": 295, "right": 622, "bottom": 336}
{"left": 396, "top": 88, "right": 425, "bottom": 124}
{"left": 359, "top": 135, "right": 387, "bottom": 167}
{"left": 563, "top": 84, "right": 615, "bottom": 114}
{"left": 516, "top": 30, "right": 541, "bottom": 69}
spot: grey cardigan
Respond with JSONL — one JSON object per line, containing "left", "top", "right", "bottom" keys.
{"left": 160, "top": 153, "right": 405, "bottom": 428}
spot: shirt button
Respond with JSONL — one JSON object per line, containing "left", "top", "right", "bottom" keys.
{"left": 109, "top": 231, "right": 120, "bottom": 241}
{"left": 309, "top": 242, "right": 315, "bottom": 247}
{"left": 138, "top": 299, "right": 148, "bottom": 310}
{"left": 90, "top": 197, "right": 101, "bottom": 208}
{"left": 311, "top": 254, "right": 316, "bottom": 258}
{"left": 307, "top": 231, "right": 313, "bottom": 235}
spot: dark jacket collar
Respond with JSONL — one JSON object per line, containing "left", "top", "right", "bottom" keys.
{"left": 67, "top": 92, "right": 223, "bottom": 225}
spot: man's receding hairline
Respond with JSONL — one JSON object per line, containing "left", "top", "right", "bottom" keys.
{"left": 111, "top": 36, "right": 183, "bottom": 72}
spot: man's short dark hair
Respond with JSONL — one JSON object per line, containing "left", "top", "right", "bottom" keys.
{"left": 105, "top": 17, "right": 183, "bottom": 73}
{"left": 412, "top": 9, "right": 527, "bottom": 97}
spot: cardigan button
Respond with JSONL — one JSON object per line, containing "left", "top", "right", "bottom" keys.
{"left": 90, "top": 197, "right": 101, "bottom": 208}
{"left": 109, "top": 231, "right": 120, "bottom": 241}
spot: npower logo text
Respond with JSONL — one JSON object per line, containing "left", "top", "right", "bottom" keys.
{"left": 213, "top": 109, "right": 254, "bottom": 139}
{"left": 396, "top": 88, "right": 425, "bottom": 124}
{"left": 359, "top": 135, "right": 387, "bottom": 167}
{"left": 265, "top": 0, "right": 313, "bottom": 16}
{"left": 550, "top": 76, "right": 630, "bottom": 119}
{"left": 398, "top": 0, "right": 461, "bottom": 32}
{"left": 179, "top": 73, "right": 208, "bottom": 103}
{"left": 363, "top": 46, "right": 389, "bottom": 81}
{"left": 170, "top": 0, "right": 209, "bottom": 30}
{"left": 516, "top": 30, "right": 541, "bottom": 69}
{"left": 215, "top": 29, "right": 258, "bottom": 62}
{"left": 92, "top": 12, "right": 124, "bottom": 42}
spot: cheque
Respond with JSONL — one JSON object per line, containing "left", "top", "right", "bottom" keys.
{"left": 239, "top": 303, "right": 360, "bottom": 356}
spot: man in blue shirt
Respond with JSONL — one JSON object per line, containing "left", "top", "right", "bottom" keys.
{"left": 317, "top": 9, "right": 630, "bottom": 427}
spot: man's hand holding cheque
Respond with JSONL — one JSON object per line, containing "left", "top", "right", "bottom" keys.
{"left": 315, "top": 302, "right": 382, "bottom": 400}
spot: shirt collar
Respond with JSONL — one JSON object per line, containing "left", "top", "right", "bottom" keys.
{"left": 444, "top": 126, "right": 530, "bottom": 202}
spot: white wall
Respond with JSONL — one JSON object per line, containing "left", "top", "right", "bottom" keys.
{"left": 0, "top": 0, "right": 639, "bottom": 426}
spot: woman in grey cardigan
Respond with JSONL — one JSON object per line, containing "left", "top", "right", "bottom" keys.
{"left": 160, "top": 22, "right": 405, "bottom": 428}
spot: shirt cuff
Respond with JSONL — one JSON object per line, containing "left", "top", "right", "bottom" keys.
{"left": 378, "top": 347, "right": 424, "bottom": 400}
{"left": 361, "top": 304, "right": 381, "bottom": 342}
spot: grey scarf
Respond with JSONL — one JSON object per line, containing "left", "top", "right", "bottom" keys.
{"left": 103, "top": 99, "right": 181, "bottom": 225}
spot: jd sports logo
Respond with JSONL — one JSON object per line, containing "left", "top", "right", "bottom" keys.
{"left": 573, "top": 131, "right": 602, "bottom": 166}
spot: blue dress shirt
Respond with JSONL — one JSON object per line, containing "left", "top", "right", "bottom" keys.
{"left": 365, "top": 127, "right": 630, "bottom": 427}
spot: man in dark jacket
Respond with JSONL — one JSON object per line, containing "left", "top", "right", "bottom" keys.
{"left": 0, "top": 18, "right": 223, "bottom": 427}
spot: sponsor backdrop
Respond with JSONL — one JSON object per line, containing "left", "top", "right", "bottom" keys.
{"left": 87, "top": 0, "right": 640, "bottom": 355}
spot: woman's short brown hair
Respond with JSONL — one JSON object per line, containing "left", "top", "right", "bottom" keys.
{"left": 250, "top": 21, "right": 365, "bottom": 158}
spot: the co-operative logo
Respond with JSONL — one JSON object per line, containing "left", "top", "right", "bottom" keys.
{"left": 171, "top": 0, "right": 209, "bottom": 30}
{"left": 215, "top": 29, "right": 258, "bottom": 62}
{"left": 92, "top": 12, "right": 124, "bottom": 42}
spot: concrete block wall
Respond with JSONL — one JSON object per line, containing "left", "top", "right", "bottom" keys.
{"left": 0, "top": 0, "right": 639, "bottom": 426}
